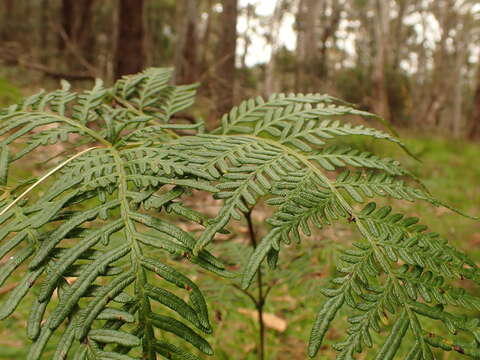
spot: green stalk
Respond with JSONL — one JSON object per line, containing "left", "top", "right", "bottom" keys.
{"left": 246, "top": 209, "right": 265, "bottom": 360}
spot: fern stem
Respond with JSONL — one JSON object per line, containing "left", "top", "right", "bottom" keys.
{"left": 232, "top": 284, "right": 257, "bottom": 306}
{"left": 246, "top": 209, "right": 265, "bottom": 360}
{"left": 0, "top": 146, "right": 99, "bottom": 216}
{"left": 109, "top": 146, "right": 157, "bottom": 356}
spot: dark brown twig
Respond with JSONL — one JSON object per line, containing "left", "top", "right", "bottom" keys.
{"left": 246, "top": 209, "right": 266, "bottom": 360}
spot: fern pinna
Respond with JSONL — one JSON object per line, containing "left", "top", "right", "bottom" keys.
{"left": 0, "top": 68, "right": 478, "bottom": 359}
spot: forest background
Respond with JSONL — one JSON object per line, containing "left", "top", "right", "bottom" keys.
{"left": 0, "top": 1, "right": 479, "bottom": 359}
{"left": 0, "top": 0, "right": 479, "bottom": 137}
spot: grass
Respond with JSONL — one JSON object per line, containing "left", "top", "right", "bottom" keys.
{"left": 0, "top": 77, "right": 22, "bottom": 106}
{"left": 0, "top": 131, "right": 479, "bottom": 359}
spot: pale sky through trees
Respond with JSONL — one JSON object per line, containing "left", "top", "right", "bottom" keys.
{"left": 237, "top": 0, "right": 357, "bottom": 67}
{"left": 238, "top": 0, "right": 296, "bottom": 66}
{"left": 237, "top": 0, "right": 480, "bottom": 68}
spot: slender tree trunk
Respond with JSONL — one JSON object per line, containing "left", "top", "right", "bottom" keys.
{"left": 354, "top": 2, "right": 372, "bottom": 70}
{"left": 372, "top": 0, "right": 391, "bottom": 121}
{"left": 213, "top": 0, "right": 238, "bottom": 117}
{"left": 115, "top": 0, "right": 145, "bottom": 79}
{"left": 241, "top": 4, "right": 254, "bottom": 70}
{"left": 24, "top": 0, "right": 32, "bottom": 32}
{"left": 58, "top": 0, "right": 96, "bottom": 64}
{"left": 468, "top": 65, "right": 480, "bottom": 139}
{"left": 295, "top": 0, "right": 306, "bottom": 93}
{"left": 304, "top": 0, "right": 321, "bottom": 89}
{"left": 200, "top": 0, "right": 213, "bottom": 75}
{"left": 318, "top": 0, "right": 341, "bottom": 81}
{"left": 199, "top": 0, "right": 214, "bottom": 99}
{"left": 3, "top": 0, "right": 12, "bottom": 14}
{"left": 420, "top": 0, "right": 455, "bottom": 128}
{"left": 175, "top": 0, "right": 198, "bottom": 84}
{"left": 265, "top": 1, "right": 284, "bottom": 95}
{"left": 59, "top": 0, "right": 74, "bottom": 51}
{"left": 1, "top": 0, "right": 14, "bottom": 41}
{"left": 295, "top": 0, "right": 322, "bottom": 93}
{"left": 40, "top": 0, "right": 50, "bottom": 50}
{"left": 77, "top": 0, "right": 96, "bottom": 62}
{"left": 391, "top": 0, "right": 409, "bottom": 72}
{"left": 410, "top": 5, "right": 428, "bottom": 130}
{"left": 452, "top": 41, "right": 466, "bottom": 138}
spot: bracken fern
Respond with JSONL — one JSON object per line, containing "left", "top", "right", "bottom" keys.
{"left": 0, "top": 68, "right": 479, "bottom": 359}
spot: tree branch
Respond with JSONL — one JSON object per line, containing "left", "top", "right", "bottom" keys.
{"left": 0, "top": 46, "right": 94, "bottom": 80}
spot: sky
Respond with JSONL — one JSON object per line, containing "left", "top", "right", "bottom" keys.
{"left": 237, "top": 0, "right": 296, "bottom": 66}
{"left": 235, "top": 0, "right": 356, "bottom": 67}
{"left": 235, "top": 0, "right": 480, "bottom": 68}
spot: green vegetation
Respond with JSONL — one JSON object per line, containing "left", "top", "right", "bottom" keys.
{"left": 0, "top": 77, "right": 21, "bottom": 106}
{"left": 0, "top": 69, "right": 479, "bottom": 360}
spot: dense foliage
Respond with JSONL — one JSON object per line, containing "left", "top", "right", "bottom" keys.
{"left": 0, "top": 68, "right": 479, "bottom": 359}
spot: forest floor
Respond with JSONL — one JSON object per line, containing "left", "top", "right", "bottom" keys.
{"left": 0, "top": 133, "right": 478, "bottom": 359}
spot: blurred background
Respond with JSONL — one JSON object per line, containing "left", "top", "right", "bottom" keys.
{"left": 0, "top": 0, "right": 479, "bottom": 135}
{"left": 0, "top": 1, "right": 479, "bottom": 359}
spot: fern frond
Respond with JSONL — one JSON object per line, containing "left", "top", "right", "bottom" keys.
{"left": 307, "top": 202, "right": 480, "bottom": 359}
{"left": 308, "top": 145, "right": 411, "bottom": 176}
{"left": 217, "top": 93, "right": 401, "bottom": 147}
{"left": 334, "top": 170, "right": 434, "bottom": 204}
{"left": 0, "top": 69, "right": 224, "bottom": 360}
{"left": 157, "top": 83, "right": 199, "bottom": 122}
{"left": 174, "top": 93, "right": 479, "bottom": 358}
{"left": 113, "top": 68, "right": 198, "bottom": 123}
{"left": 73, "top": 79, "right": 107, "bottom": 123}
{"left": 0, "top": 71, "right": 478, "bottom": 359}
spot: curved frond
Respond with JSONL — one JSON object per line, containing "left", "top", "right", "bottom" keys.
{"left": 0, "top": 69, "right": 223, "bottom": 360}
{"left": 0, "top": 73, "right": 478, "bottom": 360}
{"left": 173, "top": 93, "right": 480, "bottom": 359}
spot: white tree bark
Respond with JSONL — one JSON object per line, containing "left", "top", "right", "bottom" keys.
{"left": 372, "top": 0, "right": 391, "bottom": 121}
{"left": 265, "top": 0, "right": 285, "bottom": 95}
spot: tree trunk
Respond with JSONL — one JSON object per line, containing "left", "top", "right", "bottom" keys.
{"left": 3, "top": 0, "right": 12, "bottom": 14}
{"left": 318, "top": 0, "right": 341, "bottom": 81}
{"left": 419, "top": 0, "right": 455, "bottom": 128}
{"left": 3, "top": 0, "right": 13, "bottom": 23}
{"left": 59, "top": 0, "right": 75, "bottom": 51}
{"left": 1, "top": 0, "right": 14, "bottom": 41}
{"left": 295, "top": 0, "right": 306, "bottom": 93}
{"left": 58, "top": 0, "right": 96, "bottom": 64}
{"left": 264, "top": 1, "right": 284, "bottom": 95}
{"left": 372, "top": 0, "right": 391, "bottom": 121}
{"left": 200, "top": 0, "right": 214, "bottom": 75}
{"left": 410, "top": 5, "right": 428, "bottom": 130}
{"left": 77, "top": 0, "right": 96, "bottom": 61}
{"left": 115, "top": 0, "right": 145, "bottom": 79}
{"left": 240, "top": 4, "right": 254, "bottom": 70}
{"left": 295, "top": 0, "right": 322, "bottom": 93}
{"left": 0, "top": 0, "right": 15, "bottom": 41}
{"left": 452, "top": 40, "right": 466, "bottom": 138}
{"left": 468, "top": 65, "right": 480, "bottom": 139}
{"left": 391, "top": 0, "right": 408, "bottom": 72}
{"left": 213, "top": 0, "right": 238, "bottom": 117}
{"left": 40, "top": 0, "right": 50, "bottom": 50}
{"left": 174, "top": 0, "right": 198, "bottom": 84}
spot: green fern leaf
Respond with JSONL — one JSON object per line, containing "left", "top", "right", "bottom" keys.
{"left": 0, "top": 70, "right": 478, "bottom": 359}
